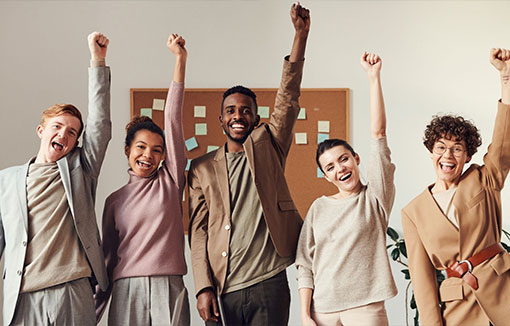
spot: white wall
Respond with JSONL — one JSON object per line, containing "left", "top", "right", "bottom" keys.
{"left": 1, "top": 1, "right": 510, "bottom": 325}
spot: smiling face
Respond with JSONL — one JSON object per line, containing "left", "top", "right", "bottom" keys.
{"left": 35, "top": 114, "right": 81, "bottom": 163}
{"left": 219, "top": 93, "right": 260, "bottom": 150}
{"left": 431, "top": 137, "right": 470, "bottom": 188}
{"left": 125, "top": 129, "right": 165, "bottom": 177}
{"left": 319, "top": 145, "right": 362, "bottom": 198}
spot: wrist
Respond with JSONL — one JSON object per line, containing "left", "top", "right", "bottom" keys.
{"left": 294, "top": 30, "right": 309, "bottom": 40}
{"left": 90, "top": 59, "right": 106, "bottom": 67}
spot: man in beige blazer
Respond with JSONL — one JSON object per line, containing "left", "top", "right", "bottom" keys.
{"left": 188, "top": 3, "right": 310, "bottom": 325}
{"left": 402, "top": 48, "right": 510, "bottom": 325}
{"left": 0, "top": 32, "right": 110, "bottom": 326}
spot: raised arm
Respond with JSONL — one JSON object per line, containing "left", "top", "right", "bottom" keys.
{"left": 163, "top": 34, "right": 187, "bottom": 189}
{"left": 360, "top": 52, "right": 386, "bottom": 139}
{"left": 268, "top": 3, "right": 310, "bottom": 156}
{"left": 82, "top": 32, "right": 111, "bottom": 177}
{"left": 289, "top": 2, "right": 310, "bottom": 63}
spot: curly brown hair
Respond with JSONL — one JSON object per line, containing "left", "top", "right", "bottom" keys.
{"left": 423, "top": 114, "right": 482, "bottom": 157}
{"left": 125, "top": 116, "right": 165, "bottom": 150}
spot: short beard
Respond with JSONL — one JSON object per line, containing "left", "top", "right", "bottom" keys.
{"left": 222, "top": 124, "right": 255, "bottom": 144}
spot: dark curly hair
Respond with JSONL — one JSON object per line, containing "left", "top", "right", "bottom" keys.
{"left": 221, "top": 85, "right": 258, "bottom": 115}
{"left": 125, "top": 116, "right": 165, "bottom": 151}
{"left": 423, "top": 114, "right": 482, "bottom": 157}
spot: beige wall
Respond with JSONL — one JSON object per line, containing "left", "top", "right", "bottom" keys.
{"left": 1, "top": 1, "right": 510, "bottom": 325}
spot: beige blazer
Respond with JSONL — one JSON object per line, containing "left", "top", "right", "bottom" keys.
{"left": 402, "top": 101, "right": 510, "bottom": 325}
{"left": 188, "top": 58, "right": 304, "bottom": 296}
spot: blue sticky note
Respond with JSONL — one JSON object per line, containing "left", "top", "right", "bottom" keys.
{"left": 185, "top": 159, "right": 191, "bottom": 171}
{"left": 317, "top": 133, "right": 329, "bottom": 144}
{"left": 185, "top": 137, "right": 198, "bottom": 151}
{"left": 317, "top": 167, "right": 324, "bottom": 178}
{"left": 258, "top": 106, "right": 270, "bottom": 119}
{"left": 297, "top": 108, "right": 306, "bottom": 120}
{"left": 140, "top": 108, "right": 152, "bottom": 118}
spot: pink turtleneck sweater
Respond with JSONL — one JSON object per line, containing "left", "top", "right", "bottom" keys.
{"left": 95, "top": 82, "right": 187, "bottom": 318}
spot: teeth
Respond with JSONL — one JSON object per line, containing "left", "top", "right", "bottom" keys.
{"left": 231, "top": 123, "right": 245, "bottom": 129}
{"left": 340, "top": 172, "right": 352, "bottom": 181}
{"left": 441, "top": 162, "right": 455, "bottom": 167}
{"left": 137, "top": 160, "right": 152, "bottom": 168}
{"left": 52, "top": 141, "right": 63, "bottom": 150}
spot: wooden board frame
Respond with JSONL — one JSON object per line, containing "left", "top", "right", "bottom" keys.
{"left": 130, "top": 88, "right": 349, "bottom": 232}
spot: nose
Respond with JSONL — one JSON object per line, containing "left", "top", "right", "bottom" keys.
{"left": 143, "top": 147, "right": 153, "bottom": 158}
{"left": 443, "top": 148, "right": 454, "bottom": 158}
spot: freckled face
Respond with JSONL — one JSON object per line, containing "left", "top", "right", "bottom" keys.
{"left": 319, "top": 145, "right": 362, "bottom": 197}
{"left": 126, "top": 129, "right": 165, "bottom": 177}
{"left": 36, "top": 114, "right": 81, "bottom": 163}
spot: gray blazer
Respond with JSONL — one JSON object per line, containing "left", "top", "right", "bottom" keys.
{"left": 0, "top": 67, "right": 111, "bottom": 326}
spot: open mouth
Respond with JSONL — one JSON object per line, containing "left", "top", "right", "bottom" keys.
{"left": 440, "top": 162, "right": 455, "bottom": 172}
{"left": 230, "top": 122, "right": 246, "bottom": 131}
{"left": 52, "top": 141, "right": 64, "bottom": 151}
{"left": 136, "top": 160, "right": 153, "bottom": 170}
{"left": 339, "top": 172, "right": 352, "bottom": 182}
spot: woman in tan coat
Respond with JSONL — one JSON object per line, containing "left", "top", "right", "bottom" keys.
{"left": 402, "top": 48, "right": 510, "bottom": 325}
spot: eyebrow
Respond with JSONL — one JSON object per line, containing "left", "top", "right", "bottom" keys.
{"left": 135, "top": 140, "right": 163, "bottom": 149}
{"left": 53, "top": 122, "right": 78, "bottom": 134}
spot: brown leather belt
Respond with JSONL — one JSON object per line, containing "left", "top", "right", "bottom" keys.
{"left": 446, "top": 243, "right": 505, "bottom": 290}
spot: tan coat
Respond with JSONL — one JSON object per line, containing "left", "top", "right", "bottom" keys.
{"left": 188, "top": 58, "right": 304, "bottom": 296}
{"left": 402, "top": 101, "right": 510, "bottom": 326}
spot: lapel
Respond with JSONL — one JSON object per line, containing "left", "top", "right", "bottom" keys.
{"left": 419, "top": 186, "right": 460, "bottom": 233}
{"left": 57, "top": 157, "right": 75, "bottom": 217}
{"left": 16, "top": 161, "right": 31, "bottom": 232}
{"left": 212, "top": 145, "right": 231, "bottom": 217}
{"left": 243, "top": 135, "right": 256, "bottom": 181}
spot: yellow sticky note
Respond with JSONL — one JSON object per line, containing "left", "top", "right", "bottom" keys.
{"left": 318, "top": 121, "right": 330, "bottom": 133}
{"left": 152, "top": 99, "right": 165, "bottom": 111}
{"left": 194, "top": 106, "right": 206, "bottom": 118}
{"left": 195, "top": 123, "right": 207, "bottom": 136}
{"left": 295, "top": 132, "right": 307, "bottom": 144}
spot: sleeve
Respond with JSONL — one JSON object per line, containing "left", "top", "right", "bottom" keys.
{"left": 267, "top": 57, "right": 304, "bottom": 158}
{"left": 367, "top": 137, "right": 396, "bottom": 224}
{"left": 481, "top": 101, "right": 510, "bottom": 190}
{"left": 81, "top": 67, "right": 112, "bottom": 178}
{"left": 187, "top": 161, "right": 214, "bottom": 296}
{"left": 163, "top": 81, "right": 187, "bottom": 190}
{"left": 94, "top": 197, "right": 120, "bottom": 322}
{"left": 0, "top": 206, "right": 5, "bottom": 262}
{"left": 295, "top": 204, "right": 315, "bottom": 290}
{"left": 401, "top": 209, "right": 443, "bottom": 326}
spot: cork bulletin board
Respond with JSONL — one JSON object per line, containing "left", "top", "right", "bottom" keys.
{"left": 130, "top": 88, "right": 349, "bottom": 231}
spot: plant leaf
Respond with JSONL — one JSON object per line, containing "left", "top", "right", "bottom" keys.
{"left": 391, "top": 248, "right": 400, "bottom": 261}
{"left": 387, "top": 227, "right": 399, "bottom": 241}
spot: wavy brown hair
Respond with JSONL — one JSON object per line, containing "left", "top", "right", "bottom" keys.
{"left": 423, "top": 114, "right": 482, "bottom": 157}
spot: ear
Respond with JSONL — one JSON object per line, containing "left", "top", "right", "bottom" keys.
{"left": 466, "top": 156, "right": 472, "bottom": 163}
{"left": 355, "top": 153, "right": 360, "bottom": 165}
{"left": 254, "top": 114, "right": 261, "bottom": 126}
{"left": 124, "top": 146, "right": 130, "bottom": 157}
{"left": 219, "top": 115, "right": 223, "bottom": 125}
{"left": 36, "top": 124, "right": 44, "bottom": 139}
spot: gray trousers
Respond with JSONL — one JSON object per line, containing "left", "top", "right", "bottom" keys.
{"left": 109, "top": 275, "right": 190, "bottom": 326}
{"left": 11, "top": 277, "right": 94, "bottom": 326}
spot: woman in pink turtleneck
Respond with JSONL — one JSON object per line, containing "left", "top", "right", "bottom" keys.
{"left": 94, "top": 34, "right": 189, "bottom": 326}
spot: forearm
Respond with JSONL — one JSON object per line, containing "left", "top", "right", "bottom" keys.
{"left": 299, "top": 288, "right": 313, "bottom": 319}
{"left": 501, "top": 71, "right": 510, "bottom": 104}
{"left": 173, "top": 55, "right": 187, "bottom": 83}
{"left": 368, "top": 74, "right": 386, "bottom": 138}
{"left": 289, "top": 31, "right": 308, "bottom": 63}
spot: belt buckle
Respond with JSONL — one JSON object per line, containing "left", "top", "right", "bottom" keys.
{"left": 458, "top": 259, "right": 473, "bottom": 277}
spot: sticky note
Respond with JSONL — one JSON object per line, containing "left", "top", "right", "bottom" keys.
{"left": 152, "top": 99, "right": 165, "bottom": 111}
{"left": 317, "top": 133, "right": 329, "bottom": 144}
{"left": 298, "top": 108, "right": 306, "bottom": 120}
{"left": 185, "top": 159, "right": 191, "bottom": 171}
{"left": 318, "top": 121, "right": 330, "bottom": 133}
{"left": 295, "top": 132, "right": 307, "bottom": 145}
{"left": 258, "top": 106, "right": 270, "bottom": 119}
{"left": 207, "top": 145, "right": 219, "bottom": 153}
{"left": 185, "top": 137, "right": 198, "bottom": 151}
{"left": 195, "top": 123, "right": 207, "bottom": 136}
{"left": 317, "top": 167, "right": 324, "bottom": 178}
{"left": 140, "top": 108, "right": 152, "bottom": 118}
{"left": 194, "top": 105, "right": 206, "bottom": 118}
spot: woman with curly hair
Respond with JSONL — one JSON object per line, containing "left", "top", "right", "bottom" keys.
{"left": 94, "top": 34, "right": 190, "bottom": 325}
{"left": 402, "top": 48, "right": 510, "bottom": 325}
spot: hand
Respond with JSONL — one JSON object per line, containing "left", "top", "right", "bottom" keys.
{"left": 301, "top": 315, "right": 318, "bottom": 326}
{"left": 197, "top": 288, "right": 220, "bottom": 322}
{"left": 490, "top": 48, "right": 510, "bottom": 76}
{"left": 290, "top": 2, "right": 311, "bottom": 34}
{"left": 167, "top": 33, "right": 187, "bottom": 58}
{"left": 360, "top": 52, "right": 382, "bottom": 77}
{"left": 88, "top": 32, "right": 109, "bottom": 61}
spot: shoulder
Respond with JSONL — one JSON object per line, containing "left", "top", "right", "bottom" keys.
{"left": 402, "top": 188, "right": 430, "bottom": 218}
{"left": 190, "top": 150, "right": 217, "bottom": 171}
{"left": 0, "top": 162, "right": 28, "bottom": 183}
{"left": 104, "top": 185, "right": 129, "bottom": 208}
